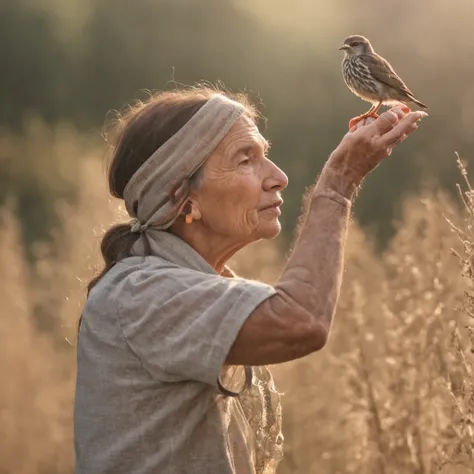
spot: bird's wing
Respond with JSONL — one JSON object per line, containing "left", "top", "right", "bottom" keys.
{"left": 362, "top": 53, "right": 415, "bottom": 97}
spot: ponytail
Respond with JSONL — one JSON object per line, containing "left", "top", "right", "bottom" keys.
{"left": 87, "top": 223, "right": 139, "bottom": 295}
{"left": 78, "top": 223, "right": 139, "bottom": 331}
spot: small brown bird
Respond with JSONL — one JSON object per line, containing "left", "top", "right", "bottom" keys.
{"left": 339, "top": 35, "right": 427, "bottom": 128}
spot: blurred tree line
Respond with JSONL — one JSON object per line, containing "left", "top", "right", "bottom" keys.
{"left": 2, "top": 0, "right": 474, "bottom": 254}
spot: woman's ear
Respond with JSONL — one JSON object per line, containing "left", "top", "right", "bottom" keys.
{"left": 185, "top": 199, "right": 202, "bottom": 224}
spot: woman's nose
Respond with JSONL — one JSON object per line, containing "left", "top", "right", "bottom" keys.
{"left": 263, "top": 161, "right": 289, "bottom": 192}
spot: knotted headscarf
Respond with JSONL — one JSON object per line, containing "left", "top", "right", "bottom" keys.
{"left": 123, "top": 94, "right": 246, "bottom": 236}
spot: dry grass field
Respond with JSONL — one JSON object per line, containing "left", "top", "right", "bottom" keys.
{"left": 1, "top": 130, "right": 473, "bottom": 473}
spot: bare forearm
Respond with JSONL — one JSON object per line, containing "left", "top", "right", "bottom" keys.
{"left": 276, "top": 191, "right": 350, "bottom": 322}
{"left": 270, "top": 161, "right": 355, "bottom": 343}
{"left": 227, "top": 159, "right": 358, "bottom": 365}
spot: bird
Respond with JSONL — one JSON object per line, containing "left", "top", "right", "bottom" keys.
{"left": 339, "top": 35, "right": 427, "bottom": 128}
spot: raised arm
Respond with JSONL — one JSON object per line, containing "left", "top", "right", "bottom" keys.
{"left": 226, "top": 107, "right": 427, "bottom": 366}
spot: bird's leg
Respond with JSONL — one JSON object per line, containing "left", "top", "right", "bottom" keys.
{"left": 348, "top": 101, "right": 383, "bottom": 129}
{"left": 370, "top": 100, "right": 383, "bottom": 116}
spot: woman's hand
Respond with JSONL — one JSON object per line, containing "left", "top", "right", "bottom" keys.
{"left": 320, "top": 105, "right": 427, "bottom": 198}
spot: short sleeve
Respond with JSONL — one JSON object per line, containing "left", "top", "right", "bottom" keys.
{"left": 115, "top": 262, "right": 276, "bottom": 387}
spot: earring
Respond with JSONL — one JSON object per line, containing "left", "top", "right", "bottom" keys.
{"left": 183, "top": 201, "right": 193, "bottom": 224}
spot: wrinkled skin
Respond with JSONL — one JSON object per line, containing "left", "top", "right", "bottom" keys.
{"left": 172, "top": 115, "right": 288, "bottom": 271}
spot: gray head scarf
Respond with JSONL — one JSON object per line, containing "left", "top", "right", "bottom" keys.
{"left": 122, "top": 93, "right": 246, "bottom": 254}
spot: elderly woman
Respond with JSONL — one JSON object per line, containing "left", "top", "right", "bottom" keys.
{"left": 74, "top": 87, "right": 426, "bottom": 474}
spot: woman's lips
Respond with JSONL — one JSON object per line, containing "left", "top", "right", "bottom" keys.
{"left": 262, "top": 206, "right": 281, "bottom": 216}
{"left": 259, "top": 199, "right": 283, "bottom": 214}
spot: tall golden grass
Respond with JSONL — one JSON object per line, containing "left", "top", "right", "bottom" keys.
{"left": 1, "top": 130, "right": 473, "bottom": 473}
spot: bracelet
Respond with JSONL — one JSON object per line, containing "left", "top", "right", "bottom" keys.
{"left": 311, "top": 188, "right": 353, "bottom": 208}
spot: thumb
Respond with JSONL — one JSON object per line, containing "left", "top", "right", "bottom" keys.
{"left": 370, "top": 110, "right": 400, "bottom": 136}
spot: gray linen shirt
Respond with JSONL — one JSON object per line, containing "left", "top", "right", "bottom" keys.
{"left": 74, "top": 231, "right": 279, "bottom": 474}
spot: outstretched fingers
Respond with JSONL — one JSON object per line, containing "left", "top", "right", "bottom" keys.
{"left": 379, "top": 111, "right": 427, "bottom": 147}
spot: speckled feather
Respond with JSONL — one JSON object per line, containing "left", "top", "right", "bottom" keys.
{"left": 341, "top": 39, "right": 427, "bottom": 109}
{"left": 342, "top": 56, "right": 379, "bottom": 102}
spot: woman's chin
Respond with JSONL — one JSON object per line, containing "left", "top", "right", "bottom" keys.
{"left": 256, "top": 220, "right": 282, "bottom": 240}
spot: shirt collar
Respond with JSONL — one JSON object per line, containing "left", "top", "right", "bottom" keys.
{"left": 131, "top": 231, "right": 235, "bottom": 277}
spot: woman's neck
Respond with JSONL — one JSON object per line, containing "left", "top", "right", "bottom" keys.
{"left": 171, "top": 224, "right": 248, "bottom": 274}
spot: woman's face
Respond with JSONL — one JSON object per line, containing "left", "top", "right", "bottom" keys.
{"left": 189, "top": 115, "right": 288, "bottom": 244}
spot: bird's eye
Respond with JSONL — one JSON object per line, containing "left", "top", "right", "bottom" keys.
{"left": 350, "top": 42, "right": 360, "bottom": 47}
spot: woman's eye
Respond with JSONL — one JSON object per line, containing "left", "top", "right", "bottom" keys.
{"left": 239, "top": 158, "right": 250, "bottom": 166}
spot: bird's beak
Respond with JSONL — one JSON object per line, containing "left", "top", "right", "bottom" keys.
{"left": 339, "top": 45, "right": 350, "bottom": 51}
